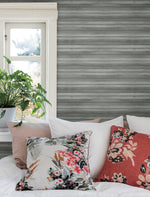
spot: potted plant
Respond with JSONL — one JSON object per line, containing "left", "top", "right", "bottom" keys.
{"left": 0, "top": 56, "right": 51, "bottom": 128}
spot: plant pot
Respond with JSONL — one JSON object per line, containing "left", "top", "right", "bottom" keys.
{"left": 0, "top": 107, "right": 16, "bottom": 129}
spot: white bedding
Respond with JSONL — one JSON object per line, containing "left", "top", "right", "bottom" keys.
{"left": 0, "top": 156, "right": 150, "bottom": 197}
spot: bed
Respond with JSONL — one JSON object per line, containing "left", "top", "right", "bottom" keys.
{"left": 0, "top": 115, "right": 150, "bottom": 197}
{"left": 0, "top": 156, "right": 150, "bottom": 197}
{"left": 1, "top": 156, "right": 150, "bottom": 197}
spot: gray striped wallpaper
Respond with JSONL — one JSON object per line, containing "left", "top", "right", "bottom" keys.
{"left": 0, "top": 0, "right": 150, "bottom": 121}
{"left": 57, "top": 0, "right": 150, "bottom": 121}
{"left": 0, "top": 0, "right": 150, "bottom": 157}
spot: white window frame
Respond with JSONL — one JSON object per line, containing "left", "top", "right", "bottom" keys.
{"left": 5, "top": 22, "right": 46, "bottom": 88}
{"left": 0, "top": 3, "right": 58, "bottom": 119}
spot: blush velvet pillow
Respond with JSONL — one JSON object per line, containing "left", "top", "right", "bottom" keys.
{"left": 8, "top": 122, "right": 51, "bottom": 169}
{"left": 25, "top": 116, "right": 101, "bottom": 124}
{"left": 8, "top": 118, "right": 101, "bottom": 170}
{"left": 16, "top": 132, "right": 95, "bottom": 191}
{"left": 95, "top": 125, "right": 150, "bottom": 190}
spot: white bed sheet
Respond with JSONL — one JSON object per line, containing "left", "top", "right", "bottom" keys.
{"left": 0, "top": 156, "right": 150, "bottom": 197}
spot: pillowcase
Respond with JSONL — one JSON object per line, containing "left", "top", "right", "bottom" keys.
{"left": 25, "top": 116, "right": 49, "bottom": 123}
{"left": 16, "top": 132, "right": 95, "bottom": 191}
{"left": 94, "top": 125, "right": 150, "bottom": 190}
{"left": 8, "top": 117, "right": 101, "bottom": 170}
{"left": 126, "top": 115, "right": 150, "bottom": 134}
{"left": 25, "top": 116, "right": 101, "bottom": 124}
{"left": 123, "top": 121, "right": 129, "bottom": 129}
{"left": 80, "top": 118, "right": 101, "bottom": 123}
{"left": 8, "top": 122, "right": 51, "bottom": 169}
{"left": 49, "top": 116, "right": 123, "bottom": 179}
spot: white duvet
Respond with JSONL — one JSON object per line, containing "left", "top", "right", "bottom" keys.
{"left": 0, "top": 156, "right": 150, "bottom": 197}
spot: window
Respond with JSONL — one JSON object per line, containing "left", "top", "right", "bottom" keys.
{"left": 5, "top": 23, "right": 46, "bottom": 86}
{"left": 0, "top": 3, "right": 58, "bottom": 119}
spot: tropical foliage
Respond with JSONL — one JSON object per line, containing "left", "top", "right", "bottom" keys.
{"left": 0, "top": 56, "right": 51, "bottom": 126}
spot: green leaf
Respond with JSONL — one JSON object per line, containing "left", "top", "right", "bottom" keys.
{"left": 3, "top": 56, "right": 11, "bottom": 64}
{"left": 38, "top": 112, "right": 45, "bottom": 118}
{"left": 32, "top": 107, "right": 39, "bottom": 114}
{"left": 20, "top": 100, "right": 30, "bottom": 111}
{"left": 14, "top": 121, "right": 23, "bottom": 127}
{"left": 0, "top": 110, "right": 6, "bottom": 119}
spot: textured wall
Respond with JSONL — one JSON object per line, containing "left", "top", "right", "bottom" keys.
{"left": 0, "top": 0, "right": 150, "bottom": 157}
{"left": 57, "top": 0, "right": 150, "bottom": 121}
{"left": 0, "top": 0, "right": 150, "bottom": 122}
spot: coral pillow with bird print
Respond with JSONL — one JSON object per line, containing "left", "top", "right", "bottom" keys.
{"left": 94, "top": 125, "right": 150, "bottom": 190}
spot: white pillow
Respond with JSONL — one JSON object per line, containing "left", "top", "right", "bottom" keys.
{"left": 25, "top": 116, "right": 48, "bottom": 123}
{"left": 126, "top": 115, "right": 150, "bottom": 134}
{"left": 49, "top": 116, "right": 123, "bottom": 179}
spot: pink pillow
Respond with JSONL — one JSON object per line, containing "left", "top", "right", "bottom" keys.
{"left": 8, "top": 118, "right": 101, "bottom": 170}
{"left": 81, "top": 118, "right": 101, "bottom": 123}
{"left": 8, "top": 122, "right": 51, "bottom": 169}
{"left": 94, "top": 125, "right": 150, "bottom": 190}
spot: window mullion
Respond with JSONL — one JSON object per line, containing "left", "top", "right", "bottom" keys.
{"left": 10, "top": 56, "right": 41, "bottom": 62}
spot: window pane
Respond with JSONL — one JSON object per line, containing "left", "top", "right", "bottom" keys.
{"left": 10, "top": 29, "right": 41, "bottom": 56}
{"left": 11, "top": 61, "right": 41, "bottom": 85}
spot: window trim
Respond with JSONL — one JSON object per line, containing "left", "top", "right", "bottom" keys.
{"left": 5, "top": 22, "right": 46, "bottom": 88}
{"left": 0, "top": 3, "right": 58, "bottom": 119}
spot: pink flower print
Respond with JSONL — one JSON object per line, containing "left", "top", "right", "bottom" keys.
{"left": 74, "top": 165, "right": 82, "bottom": 174}
{"left": 121, "top": 135, "right": 129, "bottom": 142}
{"left": 58, "top": 179, "right": 63, "bottom": 184}
{"left": 74, "top": 151, "right": 83, "bottom": 158}
{"left": 137, "top": 174, "right": 150, "bottom": 190}
{"left": 56, "top": 150, "right": 79, "bottom": 167}
{"left": 70, "top": 180, "right": 73, "bottom": 184}
{"left": 76, "top": 137, "right": 81, "bottom": 141}
{"left": 112, "top": 131, "right": 123, "bottom": 139}
{"left": 83, "top": 166, "right": 89, "bottom": 173}
{"left": 55, "top": 171, "right": 59, "bottom": 176}
{"left": 125, "top": 129, "right": 136, "bottom": 136}
{"left": 57, "top": 150, "right": 77, "bottom": 160}
{"left": 77, "top": 141, "right": 81, "bottom": 145}
{"left": 146, "top": 175, "right": 150, "bottom": 183}
{"left": 20, "top": 183, "right": 24, "bottom": 190}
{"left": 55, "top": 180, "right": 59, "bottom": 185}
{"left": 112, "top": 173, "right": 127, "bottom": 184}
{"left": 66, "top": 158, "right": 76, "bottom": 166}
{"left": 74, "top": 151, "right": 79, "bottom": 155}
{"left": 67, "top": 137, "right": 72, "bottom": 141}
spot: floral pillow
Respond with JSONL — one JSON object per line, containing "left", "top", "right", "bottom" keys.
{"left": 16, "top": 131, "right": 95, "bottom": 191}
{"left": 94, "top": 125, "right": 150, "bottom": 190}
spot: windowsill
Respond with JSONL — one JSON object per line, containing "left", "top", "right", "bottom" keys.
{"left": 0, "top": 128, "right": 12, "bottom": 142}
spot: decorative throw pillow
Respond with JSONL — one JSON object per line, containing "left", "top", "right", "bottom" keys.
{"left": 49, "top": 116, "right": 124, "bottom": 179}
{"left": 8, "top": 122, "right": 51, "bottom": 169}
{"left": 94, "top": 125, "right": 150, "bottom": 190}
{"left": 25, "top": 116, "right": 101, "bottom": 124}
{"left": 8, "top": 118, "right": 101, "bottom": 170}
{"left": 126, "top": 115, "right": 150, "bottom": 134}
{"left": 123, "top": 121, "right": 129, "bottom": 129}
{"left": 16, "top": 132, "right": 95, "bottom": 191}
